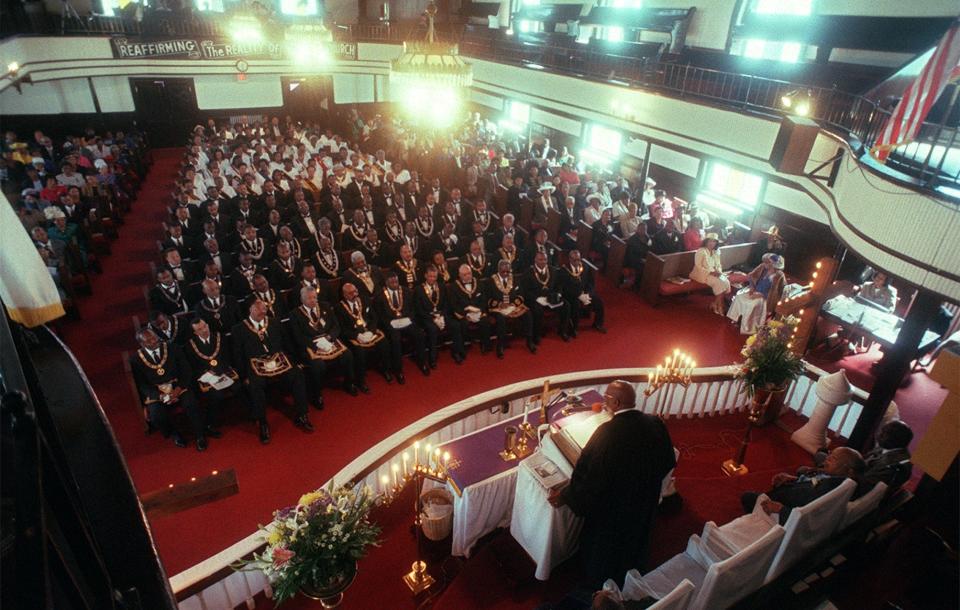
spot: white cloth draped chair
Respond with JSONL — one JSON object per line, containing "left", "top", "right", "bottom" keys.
{"left": 726, "top": 288, "right": 767, "bottom": 334}
{"left": 719, "top": 478, "right": 856, "bottom": 584}
{"left": 840, "top": 481, "right": 887, "bottom": 530}
{"left": 620, "top": 522, "right": 785, "bottom": 610}
{"left": 601, "top": 575, "right": 695, "bottom": 610}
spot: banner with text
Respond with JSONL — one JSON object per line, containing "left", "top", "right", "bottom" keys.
{"left": 110, "top": 38, "right": 358, "bottom": 61}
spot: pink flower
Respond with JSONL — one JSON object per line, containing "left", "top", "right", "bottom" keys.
{"left": 273, "top": 547, "right": 295, "bottom": 568}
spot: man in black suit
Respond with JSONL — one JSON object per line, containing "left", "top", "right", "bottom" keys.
{"left": 741, "top": 446, "right": 865, "bottom": 526}
{"left": 374, "top": 272, "right": 429, "bottom": 381}
{"left": 549, "top": 381, "right": 676, "bottom": 588}
{"left": 487, "top": 259, "right": 536, "bottom": 358}
{"left": 289, "top": 286, "right": 359, "bottom": 402}
{"left": 148, "top": 311, "right": 188, "bottom": 345}
{"left": 231, "top": 300, "right": 313, "bottom": 444}
{"left": 246, "top": 274, "right": 287, "bottom": 320}
{"left": 335, "top": 282, "right": 393, "bottom": 392}
{"left": 162, "top": 247, "right": 198, "bottom": 284}
{"left": 414, "top": 264, "right": 465, "bottom": 366}
{"left": 149, "top": 267, "right": 191, "bottom": 316}
{"left": 193, "top": 278, "right": 240, "bottom": 335}
{"left": 526, "top": 228, "right": 556, "bottom": 267}
{"left": 161, "top": 223, "right": 193, "bottom": 259}
{"left": 268, "top": 240, "right": 301, "bottom": 291}
{"left": 343, "top": 251, "right": 383, "bottom": 301}
{"left": 198, "top": 237, "right": 234, "bottom": 278}
{"left": 183, "top": 318, "right": 234, "bottom": 450}
{"left": 130, "top": 328, "right": 202, "bottom": 449}
{"left": 291, "top": 199, "right": 321, "bottom": 242}
{"left": 522, "top": 251, "right": 571, "bottom": 343}
{"left": 229, "top": 252, "right": 260, "bottom": 300}
{"left": 494, "top": 212, "right": 526, "bottom": 251}
{"left": 449, "top": 264, "right": 492, "bottom": 354}
{"left": 461, "top": 238, "right": 492, "bottom": 278}
{"left": 560, "top": 249, "right": 606, "bottom": 336}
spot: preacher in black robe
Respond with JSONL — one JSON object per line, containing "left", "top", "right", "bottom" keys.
{"left": 550, "top": 380, "right": 675, "bottom": 588}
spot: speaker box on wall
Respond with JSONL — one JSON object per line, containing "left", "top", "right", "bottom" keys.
{"left": 769, "top": 116, "right": 820, "bottom": 175}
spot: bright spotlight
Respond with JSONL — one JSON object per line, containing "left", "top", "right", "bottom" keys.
{"left": 231, "top": 17, "right": 263, "bottom": 43}
{"left": 7, "top": 61, "right": 20, "bottom": 74}
{"left": 289, "top": 41, "right": 330, "bottom": 66}
{"left": 795, "top": 101, "right": 811, "bottom": 116}
{"left": 398, "top": 82, "right": 461, "bottom": 129}
{"left": 780, "top": 95, "right": 792, "bottom": 108}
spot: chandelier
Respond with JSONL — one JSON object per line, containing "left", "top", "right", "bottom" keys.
{"left": 389, "top": 2, "right": 473, "bottom": 90}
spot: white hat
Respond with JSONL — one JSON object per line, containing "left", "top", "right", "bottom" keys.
{"left": 31, "top": 157, "right": 45, "bottom": 165}
{"left": 586, "top": 193, "right": 602, "bottom": 203}
{"left": 44, "top": 206, "right": 66, "bottom": 220}
{"left": 94, "top": 159, "right": 108, "bottom": 169}
{"left": 21, "top": 188, "right": 39, "bottom": 198}
{"left": 538, "top": 182, "right": 556, "bottom": 193}
{"left": 645, "top": 177, "right": 656, "bottom": 186}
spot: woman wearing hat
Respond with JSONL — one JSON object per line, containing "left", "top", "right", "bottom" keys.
{"left": 727, "top": 253, "right": 786, "bottom": 334}
{"left": 690, "top": 232, "right": 731, "bottom": 314}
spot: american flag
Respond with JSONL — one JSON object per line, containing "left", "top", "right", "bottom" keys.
{"left": 871, "top": 20, "right": 960, "bottom": 163}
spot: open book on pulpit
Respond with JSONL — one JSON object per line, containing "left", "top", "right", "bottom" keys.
{"left": 550, "top": 411, "right": 611, "bottom": 467}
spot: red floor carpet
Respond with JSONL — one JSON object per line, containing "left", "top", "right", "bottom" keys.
{"left": 56, "top": 148, "right": 948, "bottom": 601}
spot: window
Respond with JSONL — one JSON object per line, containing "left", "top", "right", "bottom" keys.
{"left": 753, "top": 0, "right": 812, "bottom": 16}
{"left": 518, "top": 20, "right": 543, "bottom": 33}
{"left": 604, "top": 27, "right": 625, "bottom": 42}
{"left": 522, "top": 0, "right": 541, "bottom": 5}
{"left": 695, "top": 163, "right": 763, "bottom": 217}
{"left": 742, "top": 39, "right": 804, "bottom": 63}
{"left": 580, "top": 124, "right": 622, "bottom": 167}
{"left": 607, "top": 0, "right": 643, "bottom": 6}
{"left": 280, "top": 0, "right": 319, "bottom": 16}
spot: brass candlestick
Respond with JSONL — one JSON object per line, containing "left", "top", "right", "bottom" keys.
{"left": 403, "top": 461, "right": 448, "bottom": 594}
{"left": 644, "top": 349, "right": 695, "bottom": 397}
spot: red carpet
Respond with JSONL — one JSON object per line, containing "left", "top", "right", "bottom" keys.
{"left": 56, "top": 148, "right": 948, "bottom": 597}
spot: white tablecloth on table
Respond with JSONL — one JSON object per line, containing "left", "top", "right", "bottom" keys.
{"left": 443, "top": 468, "right": 519, "bottom": 557}
{"left": 510, "top": 448, "right": 583, "bottom": 580}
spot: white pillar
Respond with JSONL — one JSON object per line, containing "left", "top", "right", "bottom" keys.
{"left": 791, "top": 369, "right": 852, "bottom": 454}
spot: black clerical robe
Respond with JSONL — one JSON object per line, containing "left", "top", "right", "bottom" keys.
{"left": 561, "top": 410, "right": 675, "bottom": 588}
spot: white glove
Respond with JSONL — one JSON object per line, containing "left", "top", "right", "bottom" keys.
{"left": 390, "top": 317, "right": 412, "bottom": 329}
{"left": 358, "top": 331, "right": 375, "bottom": 344}
{"left": 314, "top": 337, "right": 334, "bottom": 352}
{"left": 578, "top": 293, "right": 592, "bottom": 305}
{"left": 467, "top": 312, "right": 482, "bottom": 323}
{"left": 536, "top": 296, "right": 549, "bottom": 307}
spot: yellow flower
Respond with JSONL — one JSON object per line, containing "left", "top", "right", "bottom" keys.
{"left": 267, "top": 530, "right": 282, "bottom": 545}
{"left": 299, "top": 491, "right": 323, "bottom": 507}
{"left": 769, "top": 320, "right": 784, "bottom": 329}
{"left": 745, "top": 335, "right": 757, "bottom": 347}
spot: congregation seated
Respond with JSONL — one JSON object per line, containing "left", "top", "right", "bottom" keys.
{"left": 726, "top": 253, "right": 786, "bottom": 334}
{"left": 814, "top": 420, "right": 913, "bottom": 493}
{"left": 689, "top": 233, "right": 731, "bottom": 315}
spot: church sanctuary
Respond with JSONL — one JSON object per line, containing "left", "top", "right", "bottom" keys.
{"left": 3, "top": 0, "right": 960, "bottom": 608}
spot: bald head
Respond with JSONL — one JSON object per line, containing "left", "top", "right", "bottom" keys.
{"left": 603, "top": 380, "right": 636, "bottom": 414}
{"left": 822, "top": 446, "right": 865, "bottom": 478}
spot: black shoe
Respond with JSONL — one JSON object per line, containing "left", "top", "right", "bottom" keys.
{"left": 313, "top": 395, "right": 325, "bottom": 410}
{"left": 259, "top": 421, "right": 271, "bottom": 445}
{"left": 172, "top": 432, "right": 187, "bottom": 448}
{"left": 593, "top": 324, "right": 608, "bottom": 334}
{"left": 420, "top": 364, "right": 431, "bottom": 376}
{"left": 396, "top": 373, "right": 406, "bottom": 385}
{"left": 480, "top": 344, "right": 490, "bottom": 354}
{"left": 196, "top": 437, "right": 208, "bottom": 452}
{"left": 570, "top": 327, "right": 578, "bottom": 338}
{"left": 294, "top": 416, "right": 314, "bottom": 433}
{"left": 346, "top": 384, "right": 359, "bottom": 397}
{"left": 383, "top": 371, "right": 394, "bottom": 384}
{"left": 359, "top": 383, "right": 371, "bottom": 394}
{"left": 533, "top": 336, "right": 542, "bottom": 345}
{"left": 453, "top": 352, "right": 464, "bottom": 364}
{"left": 527, "top": 339, "right": 538, "bottom": 354}
{"left": 496, "top": 346, "right": 505, "bottom": 359}
{"left": 429, "top": 360, "right": 438, "bottom": 369}
{"left": 204, "top": 426, "right": 223, "bottom": 439}
{"left": 560, "top": 332, "right": 571, "bottom": 342}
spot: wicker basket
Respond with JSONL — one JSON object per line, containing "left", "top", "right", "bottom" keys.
{"left": 420, "top": 488, "right": 454, "bottom": 541}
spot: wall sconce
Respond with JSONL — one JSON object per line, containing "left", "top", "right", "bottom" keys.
{"left": 4, "top": 61, "right": 32, "bottom": 94}
{"left": 780, "top": 89, "right": 813, "bottom": 117}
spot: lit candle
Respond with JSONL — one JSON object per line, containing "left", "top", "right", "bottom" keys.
{"left": 425, "top": 444, "right": 432, "bottom": 468}
{"left": 443, "top": 451, "right": 450, "bottom": 472}
{"left": 380, "top": 474, "right": 390, "bottom": 495}
{"left": 414, "top": 441, "right": 420, "bottom": 467}
{"left": 392, "top": 463, "right": 399, "bottom": 488}
{"left": 522, "top": 401, "right": 529, "bottom": 426}
{"left": 402, "top": 452, "right": 409, "bottom": 476}
{"left": 655, "top": 365, "right": 662, "bottom": 384}
{"left": 434, "top": 448, "right": 441, "bottom": 471}
{"left": 648, "top": 371, "right": 653, "bottom": 384}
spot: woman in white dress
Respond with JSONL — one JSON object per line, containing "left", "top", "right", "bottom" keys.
{"left": 727, "top": 253, "right": 786, "bottom": 334}
{"left": 689, "top": 232, "right": 730, "bottom": 314}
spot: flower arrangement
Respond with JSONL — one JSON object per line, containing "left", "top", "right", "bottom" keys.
{"left": 736, "top": 317, "right": 805, "bottom": 397}
{"left": 240, "top": 481, "right": 382, "bottom": 605}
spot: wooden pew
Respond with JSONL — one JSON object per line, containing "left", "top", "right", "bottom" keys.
{"left": 605, "top": 235, "right": 627, "bottom": 285}
{"left": 545, "top": 207, "right": 561, "bottom": 244}
{"left": 576, "top": 220, "right": 594, "bottom": 260}
{"left": 493, "top": 184, "right": 509, "bottom": 218}
{"left": 639, "top": 242, "right": 756, "bottom": 306}
{"left": 519, "top": 199, "right": 534, "bottom": 232}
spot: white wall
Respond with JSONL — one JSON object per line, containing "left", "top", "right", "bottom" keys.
{"left": 91, "top": 76, "right": 136, "bottom": 112}
{"left": 194, "top": 74, "right": 283, "bottom": 110}
{"left": 818, "top": 0, "right": 960, "bottom": 17}
{"left": 332, "top": 73, "right": 376, "bottom": 103}
{"left": 0, "top": 78, "right": 96, "bottom": 114}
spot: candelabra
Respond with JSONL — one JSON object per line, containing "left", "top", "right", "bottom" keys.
{"left": 644, "top": 349, "right": 695, "bottom": 397}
